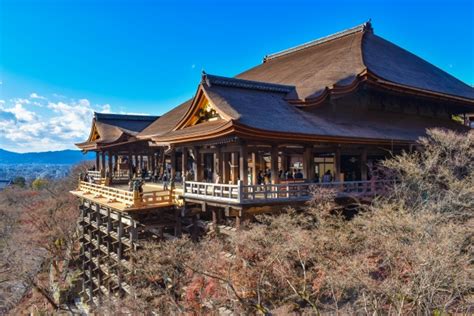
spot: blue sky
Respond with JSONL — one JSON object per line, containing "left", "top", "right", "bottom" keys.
{"left": 0, "top": 0, "right": 473, "bottom": 152}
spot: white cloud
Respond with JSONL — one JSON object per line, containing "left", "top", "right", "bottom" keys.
{"left": 4, "top": 103, "right": 37, "bottom": 122}
{"left": 0, "top": 93, "right": 115, "bottom": 152}
{"left": 30, "top": 92, "right": 47, "bottom": 100}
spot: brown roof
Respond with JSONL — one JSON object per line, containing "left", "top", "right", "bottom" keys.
{"left": 136, "top": 22, "right": 473, "bottom": 145}
{"left": 237, "top": 22, "right": 474, "bottom": 102}
{"left": 138, "top": 99, "right": 193, "bottom": 138}
{"left": 76, "top": 112, "right": 158, "bottom": 150}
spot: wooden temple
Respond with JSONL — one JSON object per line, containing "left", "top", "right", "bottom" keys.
{"left": 71, "top": 22, "right": 474, "bottom": 306}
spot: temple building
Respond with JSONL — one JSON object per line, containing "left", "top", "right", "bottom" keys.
{"left": 71, "top": 22, "right": 473, "bottom": 305}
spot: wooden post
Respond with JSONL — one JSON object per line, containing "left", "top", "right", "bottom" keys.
{"left": 231, "top": 152, "right": 238, "bottom": 184}
{"left": 95, "top": 152, "right": 100, "bottom": 171}
{"left": 251, "top": 151, "right": 258, "bottom": 185}
{"left": 193, "top": 147, "right": 203, "bottom": 181}
{"left": 128, "top": 153, "right": 133, "bottom": 180}
{"left": 107, "top": 152, "right": 113, "bottom": 181}
{"left": 335, "top": 147, "right": 342, "bottom": 182}
{"left": 101, "top": 152, "right": 106, "bottom": 177}
{"left": 271, "top": 145, "right": 279, "bottom": 184}
{"left": 361, "top": 147, "right": 368, "bottom": 181}
{"left": 182, "top": 148, "right": 188, "bottom": 183}
{"left": 222, "top": 152, "right": 230, "bottom": 184}
{"left": 170, "top": 149, "right": 176, "bottom": 180}
{"left": 239, "top": 144, "right": 248, "bottom": 185}
{"left": 303, "top": 146, "right": 313, "bottom": 181}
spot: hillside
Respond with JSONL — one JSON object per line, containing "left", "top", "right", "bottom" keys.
{"left": 0, "top": 149, "right": 95, "bottom": 164}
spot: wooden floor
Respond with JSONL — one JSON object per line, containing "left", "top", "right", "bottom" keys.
{"left": 70, "top": 182, "right": 182, "bottom": 212}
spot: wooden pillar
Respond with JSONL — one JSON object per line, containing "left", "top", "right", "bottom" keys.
{"left": 114, "top": 154, "right": 118, "bottom": 174}
{"left": 128, "top": 153, "right": 133, "bottom": 180}
{"left": 303, "top": 146, "right": 312, "bottom": 180}
{"left": 222, "top": 152, "right": 230, "bottom": 184}
{"left": 361, "top": 147, "right": 368, "bottom": 181}
{"left": 335, "top": 147, "right": 341, "bottom": 182}
{"left": 95, "top": 152, "right": 100, "bottom": 170}
{"left": 107, "top": 152, "right": 113, "bottom": 178}
{"left": 213, "top": 147, "right": 221, "bottom": 182}
{"left": 182, "top": 148, "right": 188, "bottom": 182}
{"left": 170, "top": 149, "right": 176, "bottom": 180}
{"left": 271, "top": 145, "right": 279, "bottom": 184}
{"left": 251, "top": 151, "right": 258, "bottom": 185}
{"left": 193, "top": 147, "right": 203, "bottom": 181}
{"left": 101, "top": 152, "right": 106, "bottom": 177}
{"left": 230, "top": 152, "right": 238, "bottom": 184}
{"left": 239, "top": 144, "right": 248, "bottom": 185}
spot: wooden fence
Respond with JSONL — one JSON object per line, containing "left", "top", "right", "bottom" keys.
{"left": 184, "top": 180, "right": 389, "bottom": 204}
{"left": 78, "top": 181, "right": 173, "bottom": 208}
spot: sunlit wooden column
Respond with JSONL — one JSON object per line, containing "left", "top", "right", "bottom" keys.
{"left": 213, "top": 146, "right": 221, "bottom": 182}
{"left": 222, "top": 151, "right": 230, "bottom": 184}
{"left": 361, "top": 147, "right": 368, "bottom": 181}
{"left": 251, "top": 151, "right": 258, "bottom": 185}
{"left": 239, "top": 143, "right": 248, "bottom": 185}
{"left": 230, "top": 152, "right": 238, "bottom": 184}
{"left": 271, "top": 145, "right": 279, "bottom": 184}
{"left": 181, "top": 147, "right": 188, "bottom": 182}
{"left": 193, "top": 147, "right": 203, "bottom": 181}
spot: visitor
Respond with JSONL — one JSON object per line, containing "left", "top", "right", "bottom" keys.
{"left": 322, "top": 170, "right": 332, "bottom": 183}
{"left": 295, "top": 169, "right": 303, "bottom": 179}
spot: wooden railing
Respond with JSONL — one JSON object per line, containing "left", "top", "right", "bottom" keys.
{"left": 183, "top": 180, "right": 389, "bottom": 204}
{"left": 78, "top": 181, "right": 173, "bottom": 208}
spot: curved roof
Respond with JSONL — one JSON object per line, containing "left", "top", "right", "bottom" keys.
{"left": 148, "top": 74, "right": 469, "bottom": 145}
{"left": 237, "top": 22, "right": 474, "bottom": 102}
{"left": 76, "top": 112, "right": 159, "bottom": 151}
{"left": 136, "top": 22, "right": 473, "bottom": 145}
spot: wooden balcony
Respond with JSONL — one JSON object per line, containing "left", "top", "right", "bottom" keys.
{"left": 70, "top": 181, "right": 176, "bottom": 211}
{"left": 183, "top": 180, "right": 388, "bottom": 205}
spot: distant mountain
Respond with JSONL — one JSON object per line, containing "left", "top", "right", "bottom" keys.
{"left": 0, "top": 149, "right": 95, "bottom": 164}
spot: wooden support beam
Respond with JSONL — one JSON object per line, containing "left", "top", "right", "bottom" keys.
{"left": 193, "top": 147, "right": 203, "bottom": 181}
{"left": 271, "top": 145, "right": 279, "bottom": 184}
{"left": 101, "top": 152, "right": 106, "bottom": 177}
{"left": 222, "top": 151, "right": 230, "bottom": 184}
{"left": 303, "top": 146, "right": 313, "bottom": 180}
{"left": 335, "top": 147, "right": 342, "bottom": 182}
{"left": 182, "top": 147, "right": 188, "bottom": 182}
{"left": 251, "top": 152, "right": 258, "bottom": 185}
{"left": 170, "top": 149, "right": 176, "bottom": 180}
{"left": 239, "top": 144, "right": 248, "bottom": 185}
{"left": 95, "top": 152, "right": 100, "bottom": 171}
{"left": 230, "top": 152, "right": 238, "bottom": 184}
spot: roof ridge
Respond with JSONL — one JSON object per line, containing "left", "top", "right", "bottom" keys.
{"left": 264, "top": 21, "right": 373, "bottom": 62}
{"left": 202, "top": 72, "right": 294, "bottom": 93}
{"left": 94, "top": 112, "right": 159, "bottom": 121}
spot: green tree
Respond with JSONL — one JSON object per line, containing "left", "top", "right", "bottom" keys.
{"left": 31, "top": 178, "right": 48, "bottom": 190}
{"left": 12, "top": 176, "right": 26, "bottom": 188}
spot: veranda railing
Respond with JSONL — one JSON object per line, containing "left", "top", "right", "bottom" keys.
{"left": 78, "top": 181, "right": 174, "bottom": 208}
{"left": 183, "top": 180, "right": 389, "bottom": 204}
